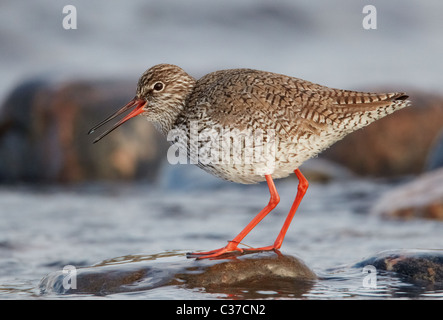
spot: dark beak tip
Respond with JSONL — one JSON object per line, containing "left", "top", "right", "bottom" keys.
{"left": 87, "top": 97, "right": 146, "bottom": 143}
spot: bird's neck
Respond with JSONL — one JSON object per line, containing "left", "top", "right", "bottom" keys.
{"left": 152, "top": 89, "right": 195, "bottom": 137}
{"left": 151, "top": 103, "right": 185, "bottom": 136}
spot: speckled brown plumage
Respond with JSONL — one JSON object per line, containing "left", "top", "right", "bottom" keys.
{"left": 130, "top": 64, "right": 410, "bottom": 183}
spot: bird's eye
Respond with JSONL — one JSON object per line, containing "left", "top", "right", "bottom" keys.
{"left": 153, "top": 82, "right": 164, "bottom": 91}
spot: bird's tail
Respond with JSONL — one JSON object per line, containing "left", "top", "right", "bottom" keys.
{"left": 324, "top": 90, "right": 412, "bottom": 136}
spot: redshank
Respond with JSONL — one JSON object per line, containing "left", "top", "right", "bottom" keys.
{"left": 88, "top": 64, "right": 410, "bottom": 259}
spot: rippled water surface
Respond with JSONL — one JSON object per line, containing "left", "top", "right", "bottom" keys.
{"left": 1, "top": 169, "right": 442, "bottom": 299}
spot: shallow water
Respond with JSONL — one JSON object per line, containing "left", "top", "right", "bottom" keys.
{"left": 0, "top": 168, "right": 442, "bottom": 299}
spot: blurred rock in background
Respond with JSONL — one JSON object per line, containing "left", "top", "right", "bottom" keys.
{"left": 371, "top": 167, "right": 443, "bottom": 220}
{"left": 426, "top": 128, "right": 443, "bottom": 171}
{"left": 0, "top": 77, "right": 168, "bottom": 183}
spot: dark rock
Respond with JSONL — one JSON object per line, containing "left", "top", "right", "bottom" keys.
{"left": 39, "top": 250, "right": 316, "bottom": 298}
{"left": 0, "top": 77, "right": 168, "bottom": 183}
{"left": 178, "top": 251, "right": 316, "bottom": 297}
{"left": 371, "top": 167, "right": 443, "bottom": 220}
{"left": 321, "top": 91, "right": 443, "bottom": 177}
{"left": 354, "top": 249, "right": 443, "bottom": 287}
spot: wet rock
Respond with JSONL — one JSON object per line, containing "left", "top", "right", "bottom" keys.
{"left": 39, "top": 250, "right": 316, "bottom": 298}
{"left": 178, "top": 251, "right": 316, "bottom": 297}
{"left": 321, "top": 91, "right": 443, "bottom": 177}
{"left": 354, "top": 249, "right": 443, "bottom": 287}
{"left": 0, "top": 77, "right": 168, "bottom": 183}
{"left": 371, "top": 167, "right": 443, "bottom": 220}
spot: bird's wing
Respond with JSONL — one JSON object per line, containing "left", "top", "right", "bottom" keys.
{"left": 193, "top": 69, "right": 408, "bottom": 139}
{"left": 196, "top": 70, "right": 327, "bottom": 138}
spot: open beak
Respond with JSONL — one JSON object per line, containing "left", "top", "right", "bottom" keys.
{"left": 88, "top": 97, "right": 147, "bottom": 143}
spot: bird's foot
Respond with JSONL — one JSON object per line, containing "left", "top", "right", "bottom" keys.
{"left": 186, "top": 241, "right": 244, "bottom": 260}
{"left": 186, "top": 242, "right": 279, "bottom": 260}
{"left": 241, "top": 244, "right": 277, "bottom": 253}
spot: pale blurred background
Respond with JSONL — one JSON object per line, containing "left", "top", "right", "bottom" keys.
{"left": 1, "top": 0, "right": 442, "bottom": 102}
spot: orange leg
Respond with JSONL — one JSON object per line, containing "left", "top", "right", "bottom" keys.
{"left": 239, "top": 169, "right": 309, "bottom": 251}
{"left": 259, "top": 169, "right": 308, "bottom": 250}
{"left": 187, "top": 169, "right": 308, "bottom": 259}
{"left": 187, "top": 174, "right": 279, "bottom": 259}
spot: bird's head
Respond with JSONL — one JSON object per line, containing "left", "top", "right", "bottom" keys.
{"left": 89, "top": 64, "right": 195, "bottom": 143}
